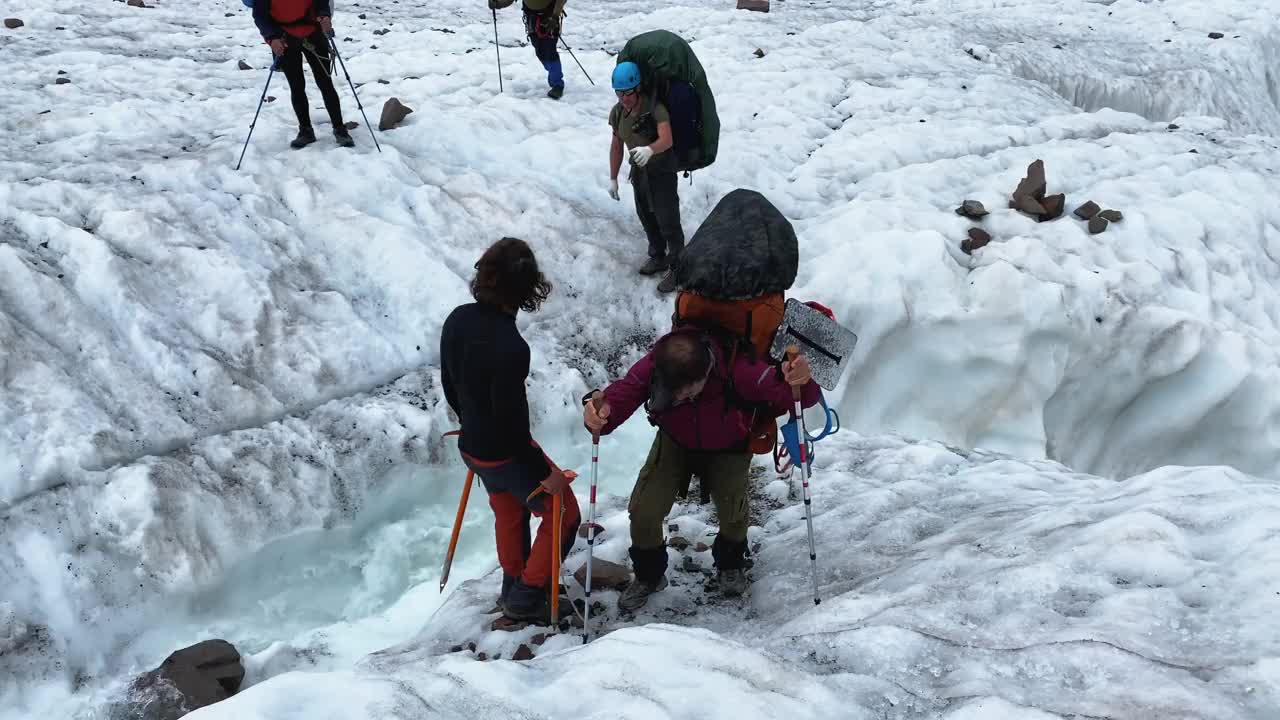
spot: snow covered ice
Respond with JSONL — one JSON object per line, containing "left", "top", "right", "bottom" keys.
{"left": 1, "top": 0, "right": 1279, "bottom": 717}
{"left": 190, "top": 435, "right": 1280, "bottom": 720}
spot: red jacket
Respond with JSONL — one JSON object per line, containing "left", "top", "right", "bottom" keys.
{"left": 598, "top": 329, "right": 822, "bottom": 451}
{"left": 253, "top": 0, "right": 329, "bottom": 39}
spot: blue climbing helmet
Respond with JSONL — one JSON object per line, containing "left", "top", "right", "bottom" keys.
{"left": 612, "top": 61, "right": 641, "bottom": 91}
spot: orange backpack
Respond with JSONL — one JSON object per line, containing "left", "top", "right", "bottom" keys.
{"left": 673, "top": 290, "right": 787, "bottom": 454}
{"left": 674, "top": 291, "right": 785, "bottom": 359}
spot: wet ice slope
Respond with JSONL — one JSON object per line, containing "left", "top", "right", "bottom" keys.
{"left": 193, "top": 434, "right": 1280, "bottom": 720}
{"left": 1, "top": 0, "right": 1279, "bottom": 717}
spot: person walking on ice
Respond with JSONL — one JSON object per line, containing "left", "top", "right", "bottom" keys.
{"left": 251, "top": 0, "right": 355, "bottom": 148}
{"left": 582, "top": 331, "right": 820, "bottom": 611}
{"left": 607, "top": 61, "right": 685, "bottom": 293}
{"left": 488, "top": 0, "right": 568, "bottom": 99}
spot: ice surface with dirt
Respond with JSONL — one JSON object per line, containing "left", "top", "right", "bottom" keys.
{"left": 1, "top": 0, "right": 1279, "bottom": 717}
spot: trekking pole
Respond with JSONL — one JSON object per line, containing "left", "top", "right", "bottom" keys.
{"left": 582, "top": 393, "right": 605, "bottom": 643}
{"left": 492, "top": 9, "right": 504, "bottom": 93}
{"left": 528, "top": 466, "right": 576, "bottom": 628}
{"left": 550, "top": 490, "right": 563, "bottom": 625}
{"left": 440, "top": 469, "right": 475, "bottom": 593}
{"left": 235, "top": 57, "right": 279, "bottom": 171}
{"left": 559, "top": 36, "right": 594, "bottom": 85}
{"left": 327, "top": 32, "right": 382, "bottom": 153}
{"left": 787, "top": 346, "right": 821, "bottom": 606}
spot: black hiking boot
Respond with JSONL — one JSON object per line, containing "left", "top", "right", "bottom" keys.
{"left": 712, "top": 536, "right": 750, "bottom": 594}
{"left": 657, "top": 271, "right": 678, "bottom": 294}
{"left": 547, "top": 85, "right": 565, "bottom": 100}
{"left": 718, "top": 568, "right": 749, "bottom": 597}
{"left": 501, "top": 579, "right": 552, "bottom": 623}
{"left": 638, "top": 256, "right": 667, "bottom": 276}
{"left": 290, "top": 127, "right": 317, "bottom": 149}
{"left": 487, "top": 574, "right": 521, "bottom": 614}
{"left": 334, "top": 129, "right": 355, "bottom": 148}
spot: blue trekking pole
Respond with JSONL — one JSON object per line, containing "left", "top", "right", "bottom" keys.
{"left": 327, "top": 32, "right": 382, "bottom": 152}
{"left": 236, "top": 57, "right": 279, "bottom": 171}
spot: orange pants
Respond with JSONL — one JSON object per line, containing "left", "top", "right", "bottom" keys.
{"left": 464, "top": 453, "right": 581, "bottom": 588}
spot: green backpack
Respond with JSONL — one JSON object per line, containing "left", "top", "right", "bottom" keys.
{"left": 617, "top": 30, "right": 721, "bottom": 173}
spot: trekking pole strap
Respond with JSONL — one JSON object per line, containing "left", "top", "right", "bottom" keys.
{"left": 805, "top": 393, "right": 839, "bottom": 443}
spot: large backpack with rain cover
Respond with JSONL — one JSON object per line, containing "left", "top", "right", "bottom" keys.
{"left": 617, "top": 30, "right": 720, "bottom": 173}
{"left": 672, "top": 189, "right": 799, "bottom": 453}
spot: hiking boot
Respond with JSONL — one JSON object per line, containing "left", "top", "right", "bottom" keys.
{"left": 718, "top": 568, "right": 749, "bottom": 597}
{"left": 618, "top": 574, "right": 668, "bottom": 613}
{"left": 547, "top": 85, "right": 565, "bottom": 100}
{"left": 638, "top": 256, "right": 668, "bottom": 276}
{"left": 501, "top": 579, "right": 550, "bottom": 623}
{"left": 500, "top": 574, "right": 518, "bottom": 604}
{"left": 656, "top": 271, "right": 678, "bottom": 294}
{"left": 486, "top": 574, "right": 521, "bottom": 614}
{"left": 334, "top": 129, "right": 355, "bottom": 148}
{"left": 290, "top": 127, "right": 317, "bottom": 149}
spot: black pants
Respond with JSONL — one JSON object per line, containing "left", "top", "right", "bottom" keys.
{"left": 632, "top": 166, "right": 685, "bottom": 261}
{"left": 279, "top": 31, "right": 346, "bottom": 132}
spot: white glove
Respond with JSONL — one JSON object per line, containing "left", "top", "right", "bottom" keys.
{"left": 608, "top": 178, "right": 620, "bottom": 201}
{"left": 629, "top": 146, "right": 654, "bottom": 167}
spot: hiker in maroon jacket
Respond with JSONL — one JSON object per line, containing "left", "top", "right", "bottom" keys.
{"left": 252, "top": 0, "right": 354, "bottom": 148}
{"left": 582, "top": 328, "right": 820, "bottom": 611}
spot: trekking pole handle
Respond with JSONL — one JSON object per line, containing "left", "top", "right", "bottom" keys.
{"left": 527, "top": 470, "right": 577, "bottom": 502}
{"left": 786, "top": 345, "right": 803, "bottom": 402}
{"left": 589, "top": 392, "right": 606, "bottom": 443}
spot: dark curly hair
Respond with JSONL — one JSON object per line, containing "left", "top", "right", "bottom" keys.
{"left": 470, "top": 237, "right": 553, "bottom": 313}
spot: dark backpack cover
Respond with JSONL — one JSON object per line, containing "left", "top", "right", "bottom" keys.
{"left": 675, "top": 189, "right": 799, "bottom": 300}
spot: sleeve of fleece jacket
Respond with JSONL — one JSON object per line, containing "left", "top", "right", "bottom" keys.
{"left": 732, "top": 355, "right": 822, "bottom": 416}
{"left": 491, "top": 337, "right": 552, "bottom": 479}
{"left": 597, "top": 352, "right": 656, "bottom": 436}
{"left": 439, "top": 330, "right": 460, "bottom": 420}
{"left": 315, "top": 0, "right": 333, "bottom": 16}
{"left": 252, "top": 0, "right": 282, "bottom": 40}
